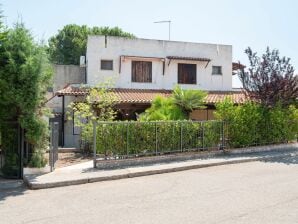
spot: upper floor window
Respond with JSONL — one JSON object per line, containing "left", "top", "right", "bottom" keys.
{"left": 178, "top": 63, "right": 197, "bottom": 84}
{"left": 212, "top": 66, "right": 222, "bottom": 75}
{"left": 101, "top": 60, "right": 113, "bottom": 70}
{"left": 131, "top": 61, "right": 152, "bottom": 83}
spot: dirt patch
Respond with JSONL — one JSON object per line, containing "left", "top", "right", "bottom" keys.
{"left": 55, "top": 153, "right": 92, "bottom": 168}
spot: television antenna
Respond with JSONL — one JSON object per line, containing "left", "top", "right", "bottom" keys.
{"left": 154, "top": 20, "right": 171, "bottom": 40}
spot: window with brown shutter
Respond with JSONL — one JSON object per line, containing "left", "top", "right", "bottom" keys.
{"left": 131, "top": 61, "right": 152, "bottom": 83}
{"left": 178, "top": 63, "right": 197, "bottom": 84}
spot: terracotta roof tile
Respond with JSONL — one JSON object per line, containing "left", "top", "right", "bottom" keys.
{"left": 56, "top": 85, "right": 247, "bottom": 105}
{"left": 232, "top": 62, "right": 246, "bottom": 71}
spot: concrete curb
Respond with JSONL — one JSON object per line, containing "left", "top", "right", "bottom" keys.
{"left": 24, "top": 148, "right": 297, "bottom": 190}
{"left": 95, "top": 143, "right": 298, "bottom": 169}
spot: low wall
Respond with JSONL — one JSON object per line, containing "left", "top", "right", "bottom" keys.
{"left": 95, "top": 142, "right": 298, "bottom": 170}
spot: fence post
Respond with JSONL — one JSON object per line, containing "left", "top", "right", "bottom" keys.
{"left": 202, "top": 122, "right": 205, "bottom": 150}
{"left": 180, "top": 122, "right": 183, "bottom": 152}
{"left": 126, "top": 122, "right": 129, "bottom": 158}
{"left": 221, "top": 121, "right": 225, "bottom": 150}
{"left": 155, "top": 122, "right": 158, "bottom": 155}
{"left": 93, "top": 121, "right": 97, "bottom": 168}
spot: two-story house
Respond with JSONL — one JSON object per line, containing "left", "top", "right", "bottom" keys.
{"left": 53, "top": 36, "right": 245, "bottom": 148}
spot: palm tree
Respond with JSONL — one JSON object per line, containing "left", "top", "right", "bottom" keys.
{"left": 172, "top": 85, "right": 207, "bottom": 117}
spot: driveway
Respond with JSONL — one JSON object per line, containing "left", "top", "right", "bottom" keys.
{"left": 1, "top": 154, "right": 298, "bottom": 224}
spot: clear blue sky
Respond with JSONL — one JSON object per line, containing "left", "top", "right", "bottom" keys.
{"left": 2, "top": 0, "right": 298, "bottom": 87}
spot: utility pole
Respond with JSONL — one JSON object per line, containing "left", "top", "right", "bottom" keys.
{"left": 154, "top": 20, "right": 171, "bottom": 40}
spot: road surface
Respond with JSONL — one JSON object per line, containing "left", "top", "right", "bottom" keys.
{"left": 1, "top": 154, "right": 298, "bottom": 224}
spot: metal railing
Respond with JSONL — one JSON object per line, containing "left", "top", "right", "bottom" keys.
{"left": 91, "top": 120, "right": 297, "bottom": 168}
{"left": 92, "top": 120, "right": 225, "bottom": 167}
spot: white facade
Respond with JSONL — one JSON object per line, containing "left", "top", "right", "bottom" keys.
{"left": 86, "top": 36, "right": 233, "bottom": 91}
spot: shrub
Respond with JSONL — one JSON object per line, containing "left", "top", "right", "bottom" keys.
{"left": 215, "top": 99, "right": 298, "bottom": 148}
{"left": 139, "top": 86, "right": 207, "bottom": 121}
{"left": 138, "top": 96, "right": 186, "bottom": 121}
{"left": 94, "top": 120, "right": 222, "bottom": 158}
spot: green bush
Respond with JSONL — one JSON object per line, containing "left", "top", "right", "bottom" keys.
{"left": 215, "top": 99, "right": 298, "bottom": 148}
{"left": 94, "top": 120, "right": 222, "bottom": 158}
{"left": 138, "top": 96, "right": 186, "bottom": 121}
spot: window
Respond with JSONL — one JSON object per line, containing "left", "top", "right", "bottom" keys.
{"left": 212, "top": 66, "right": 222, "bottom": 75}
{"left": 178, "top": 63, "right": 197, "bottom": 84}
{"left": 101, "top": 60, "right": 113, "bottom": 70}
{"left": 131, "top": 61, "right": 152, "bottom": 83}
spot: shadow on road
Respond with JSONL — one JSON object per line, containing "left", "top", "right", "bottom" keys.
{"left": 0, "top": 179, "right": 27, "bottom": 203}
{"left": 261, "top": 153, "right": 298, "bottom": 165}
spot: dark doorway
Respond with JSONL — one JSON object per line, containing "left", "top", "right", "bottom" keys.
{"left": 50, "top": 114, "right": 63, "bottom": 147}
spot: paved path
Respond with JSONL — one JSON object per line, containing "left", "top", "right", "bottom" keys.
{"left": 24, "top": 147, "right": 298, "bottom": 189}
{"left": 1, "top": 153, "right": 298, "bottom": 224}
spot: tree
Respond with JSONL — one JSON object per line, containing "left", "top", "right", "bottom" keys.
{"left": 139, "top": 86, "right": 207, "bottom": 121}
{"left": 68, "top": 80, "right": 117, "bottom": 148}
{"left": 138, "top": 96, "right": 186, "bottom": 121}
{"left": 48, "top": 24, "right": 135, "bottom": 65}
{"left": 0, "top": 22, "right": 53, "bottom": 168}
{"left": 238, "top": 47, "right": 298, "bottom": 107}
{"left": 172, "top": 85, "right": 207, "bottom": 116}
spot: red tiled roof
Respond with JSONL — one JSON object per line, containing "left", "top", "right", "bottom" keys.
{"left": 232, "top": 62, "right": 246, "bottom": 71}
{"left": 112, "top": 88, "right": 172, "bottom": 103}
{"left": 206, "top": 91, "right": 246, "bottom": 104}
{"left": 56, "top": 84, "right": 88, "bottom": 96}
{"left": 56, "top": 85, "right": 247, "bottom": 105}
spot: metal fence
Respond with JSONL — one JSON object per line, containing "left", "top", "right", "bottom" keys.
{"left": 92, "top": 120, "right": 226, "bottom": 166}
{"left": 91, "top": 119, "right": 298, "bottom": 167}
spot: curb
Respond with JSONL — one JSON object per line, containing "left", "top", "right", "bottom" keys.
{"left": 94, "top": 143, "right": 298, "bottom": 169}
{"left": 24, "top": 150, "right": 296, "bottom": 190}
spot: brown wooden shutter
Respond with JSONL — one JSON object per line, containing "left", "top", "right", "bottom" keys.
{"left": 131, "top": 61, "right": 152, "bottom": 83}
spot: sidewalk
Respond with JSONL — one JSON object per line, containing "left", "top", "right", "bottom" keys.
{"left": 24, "top": 144, "right": 298, "bottom": 190}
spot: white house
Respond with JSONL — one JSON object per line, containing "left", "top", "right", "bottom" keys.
{"left": 52, "top": 36, "right": 245, "bottom": 148}
{"left": 86, "top": 36, "right": 233, "bottom": 91}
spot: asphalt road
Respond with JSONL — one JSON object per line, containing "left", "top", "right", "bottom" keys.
{"left": 1, "top": 154, "right": 298, "bottom": 224}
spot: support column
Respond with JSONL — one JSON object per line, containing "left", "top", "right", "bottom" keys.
{"left": 61, "top": 95, "right": 65, "bottom": 147}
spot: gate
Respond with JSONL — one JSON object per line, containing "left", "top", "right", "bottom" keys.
{"left": 0, "top": 121, "right": 23, "bottom": 179}
{"left": 49, "top": 122, "right": 59, "bottom": 171}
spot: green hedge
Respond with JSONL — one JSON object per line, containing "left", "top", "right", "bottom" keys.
{"left": 216, "top": 100, "right": 298, "bottom": 148}
{"left": 94, "top": 121, "right": 223, "bottom": 158}
{"left": 79, "top": 102, "right": 297, "bottom": 157}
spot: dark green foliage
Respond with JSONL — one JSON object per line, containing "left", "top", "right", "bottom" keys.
{"left": 215, "top": 99, "right": 298, "bottom": 148}
{"left": 48, "top": 24, "right": 135, "bottom": 65}
{"left": 0, "top": 23, "right": 52, "bottom": 168}
{"left": 0, "top": 126, "right": 19, "bottom": 177}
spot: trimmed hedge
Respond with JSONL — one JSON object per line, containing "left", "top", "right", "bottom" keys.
{"left": 94, "top": 121, "right": 223, "bottom": 158}
{"left": 215, "top": 100, "right": 298, "bottom": 148}
{"left": 79, "top": 102, "right": 297, "bottom": 158}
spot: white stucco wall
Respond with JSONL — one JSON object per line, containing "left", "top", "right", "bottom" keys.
{"left": 46, "top": 65, "right": 85, "bottom": 149}
{"left": 46, "top": 64, "right": 85, "bottom": 110}
{"left": 86, "top": 36, "right": 232, "bottom": 91}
